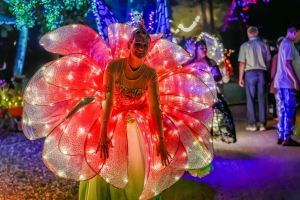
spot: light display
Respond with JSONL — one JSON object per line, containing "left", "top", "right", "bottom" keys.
{"left": 91, "top": 0, "right": 118, "bottom": 43}
{"left": 222, "top": 0, "right": 270, "bottom": 31}
{"left": 4, "top": 0, "right": 91, "bottom": 30}
{"left": 178, "top": 16, "right": 201, "bottom": 33}
{"left": 0, "top": 80, "right": 23, "bottom": 118}
{"left": 22, "top": 23, "right": 215, "bottom": 199}
{"left": 153, "top": 0, "right": 170, "bottom": 35}
{"left": 198, "top": 32, "right": 224, "bottom": 64}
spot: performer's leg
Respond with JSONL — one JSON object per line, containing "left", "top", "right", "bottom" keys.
{"left": 245, "top": 72, "right": 257, "bottom": 126}
{"left": 78, "top": 175, "right": 110, "bottom": 200}
{"left": 123, "top": 118, "right": 146, "bottom": 199}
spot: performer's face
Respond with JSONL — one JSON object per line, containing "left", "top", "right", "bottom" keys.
{"left": 129, "top": 35, "right": 150, "bottom": 59}
{"left": 196, "top": 44, "right": 207, "bottom": 58}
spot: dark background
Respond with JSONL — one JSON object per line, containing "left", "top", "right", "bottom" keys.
{"left": 1, "top": 0, "right": 300, "bottom": 82}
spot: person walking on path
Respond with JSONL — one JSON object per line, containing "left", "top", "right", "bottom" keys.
{"left": 238, "top": 26, "right": 271, "bottom": 132}
{"left": 269, "top": 37, "right": 284, "bottom": 128}
{"left": 274, "top": 26, "right": 300, "bottom": 146}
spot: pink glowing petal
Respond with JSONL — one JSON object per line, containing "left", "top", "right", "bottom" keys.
{"left": 164, "top": 108, "right": 213, "bottom": 162}
{"left": 23, "top": 66, "right": 94, "bottom": 105}
{"left": 22, "top": 100, "right": 79, "bottom": 140}
{"left": 43, "top": 119, "right": 97, "bottom": 181}
{"left": 99, "top": 112, "right": 128, "bottom": 189}
{"left": 159, "top": 72, "right": 214, "bottom": 112}
{"left": 140, "top": 163, "right": 185, "bottom": 200}
{"left": 189, "top": 108, "right": 214, "bottom": 131}
{"left": 185, "top": 62, "right": 217, "bottom": 100}
{"left": 39, "top": 24, "right": 111, "bottom": 69}
{"left": 150, "top": 33, "right": 163, "bottom": 42}
{"left": 43, "top": 54, "right": 103, "bottom": 90}
{"left": 144, "top": 39, "right": 190, "bottom": 74}
{"left": 59, "top": 102, "right": 100, "bottom": 156}
{"left": 108, "top": 23, "right": 134, "bottom": 59}
{"left": 84, "top": 118, "right": 105, "bottom": 174}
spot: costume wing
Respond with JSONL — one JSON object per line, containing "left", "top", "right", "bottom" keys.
{"left": 23, "top": 25, "right": 112, "bottom": 180}
{"left": 198, "top": 32, "right": 224, "bottom": 64}
{"left": 39, "top": 24, "right": 112, "bottom": 69}
{"left": 23, "top": 23, "right": 216, "bottom": 200}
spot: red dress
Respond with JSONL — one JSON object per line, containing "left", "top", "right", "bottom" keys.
{"left": 22, "top": 23, "right": 216, "bottom": 199}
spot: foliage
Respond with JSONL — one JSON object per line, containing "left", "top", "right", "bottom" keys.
{"left": 0, "top": 83, "right": 23, "bottom": 109}
{"left": 3, "top": 0, "right": 92, "bottom": 33}
{"left": 0, "top": 1, "right": 14, "bottom": 38}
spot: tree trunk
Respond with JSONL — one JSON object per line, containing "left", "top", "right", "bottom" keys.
{"left": 14, "top": 26, "right": 28, "bottom": 76}
{"left": 199, "top": 0, "right": 215, "bottom": 33}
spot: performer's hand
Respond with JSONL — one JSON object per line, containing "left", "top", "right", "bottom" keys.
{"left": 157, "top": 139, "right": 171, "bottom": 166}
{"left": 96, "top": 129, "right": 111, "bottom": 160}
{"left": 185, "top": 38, "right": 196, "bottom": 55}
{"left": 239, "top": 79, "right": 244, "bottom": 87}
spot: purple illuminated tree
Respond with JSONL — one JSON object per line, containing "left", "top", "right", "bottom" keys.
{"left": 91, "top": 0, "right": 118, "bottom": 43}
{"left": 222, "top": 0, "right": 270, "bottom": 32}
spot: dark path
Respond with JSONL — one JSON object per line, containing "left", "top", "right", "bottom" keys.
{"left": 1, "top": 105, "right": 300, "bottom": 200}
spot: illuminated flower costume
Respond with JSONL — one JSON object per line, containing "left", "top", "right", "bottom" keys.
{"left": 22, "top": 23, "right": 216, "bottom": 200}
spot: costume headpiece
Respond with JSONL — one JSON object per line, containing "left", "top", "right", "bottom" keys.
{"left": 129, "top": 13, "right": 149, "bottom": 42}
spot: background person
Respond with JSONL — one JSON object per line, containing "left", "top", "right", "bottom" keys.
{"left": 186, "top": 38, "right": 236, "bottom": 143}
{"left": 238, "top": 26, "right": 271, "bottom": 131}
{"left": 274, "top": 26, "right": 300, "bottom": 146}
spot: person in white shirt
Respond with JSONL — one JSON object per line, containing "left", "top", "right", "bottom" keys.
{"left": 274, "top": 26, "right": 300, "bottom": 146}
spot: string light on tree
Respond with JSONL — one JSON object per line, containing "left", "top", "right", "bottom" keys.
{"left": 177, "top": 16, "right": 201, "bottom": 32}
{"left": 222, "top": 0, "right": 270, "bottom": 31}
{"left": 148, "top": 11, "right": 155, "bottom": 32}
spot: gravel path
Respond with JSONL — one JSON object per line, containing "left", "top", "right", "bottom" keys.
{"left": 0, "top": 129, "right": 78, "bottom": 200}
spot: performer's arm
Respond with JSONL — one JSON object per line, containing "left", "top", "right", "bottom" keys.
{"left": 286, "top": 59, "right": 299, "bottom": 89}
{"left": 184, "top": 38, "right": 196, "bottom": 66}
{"left": 148, "top": 70, "right": 170, "bottom": 166}
{"left": 97, "top": 63, "right": 115, "bottom": 159}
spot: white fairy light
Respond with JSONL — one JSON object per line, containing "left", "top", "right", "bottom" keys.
{"left": 79, "top": 175, "right": 85, "bottom": 180}
{"left": 68, "top": 73, "right": 73, "bottom": 80}
{"left": 58, "top": 170, "right": 66, "bottom": 177}
{"left": 178, "top": 16, "right": 201, "bottom": 32}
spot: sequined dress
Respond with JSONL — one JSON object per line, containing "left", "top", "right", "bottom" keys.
{"left": 22, "top": 23, "right": 216, "bottom": 200}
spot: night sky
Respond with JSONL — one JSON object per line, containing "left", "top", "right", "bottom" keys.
{"left": 245, "top": 0, "right": 300, "bottom": 41}
{"left": 219, "top": 0, "right": 300, "bottom": 76}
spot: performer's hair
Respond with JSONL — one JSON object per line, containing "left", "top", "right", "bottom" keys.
{"left": 129, "top": 15, "right": 150, "bottom": 43}
{"left": 195, "top": 39, "right": 207, "bottom": 49}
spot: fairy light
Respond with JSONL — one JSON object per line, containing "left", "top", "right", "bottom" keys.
{"left": 223, "top": 0, "right": 270, "bottom": 31}
{"left": 198, "top": 32, "right": 224, "bottom": 64}
{"left": 177, "top": 16, "right": 201, "bottom": 33}
{"left": 20, "top": 22, "right": 216, "bottom": 199}
{"left": 58, "top": 170, "right": 66, "bottom": 178}
{"left": 148, "top": 11, "right": 155, "bottom": 32}
{"left": 79, "top": 175, "right": 85, "bottom": 180}
{"left": 171, "top": 28, "right": 180, "bottom": 34}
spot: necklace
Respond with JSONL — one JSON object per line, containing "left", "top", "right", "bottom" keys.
{"left": 129, "top": 64, "right": 140, "bottom": 71}
{"left": 127, "top": 59, "right": 142, "bottom": 72}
